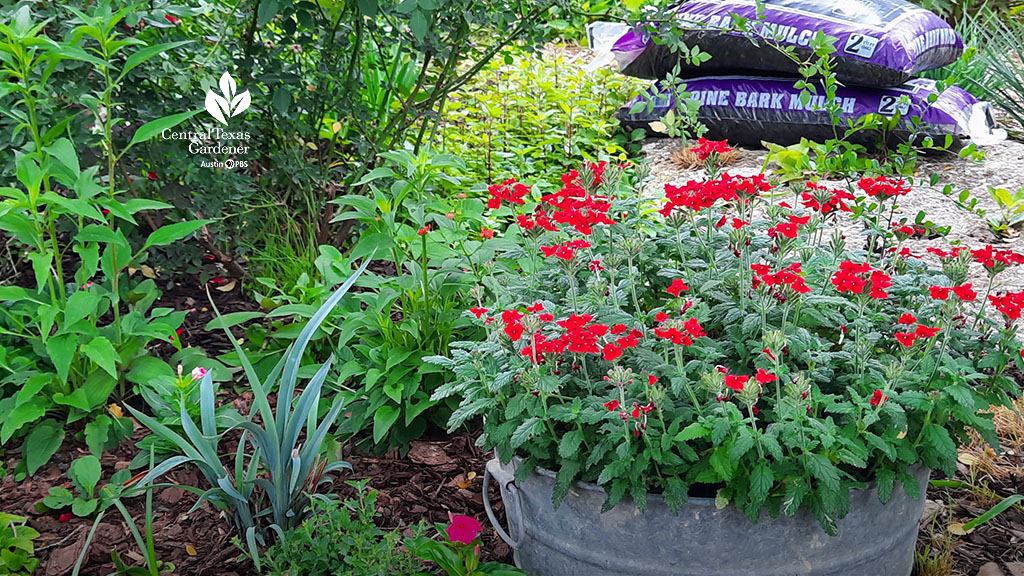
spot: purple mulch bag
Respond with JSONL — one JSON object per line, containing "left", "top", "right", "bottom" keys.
{"left": 617, "top": 76, "right": 995, "bottom": 149}
{"left": 611, "top": 0, "right": 963, "bottom": 87}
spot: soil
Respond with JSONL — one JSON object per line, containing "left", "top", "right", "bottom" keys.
{"left": 0, "top": 428, "right": 510, "bottom": 576}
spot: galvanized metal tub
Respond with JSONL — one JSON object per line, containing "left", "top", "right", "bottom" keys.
{"left": 483, "top": 458, "right": 929, "bottom": 576}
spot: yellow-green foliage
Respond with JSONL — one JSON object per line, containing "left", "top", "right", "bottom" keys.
{"left": 440, "top": 49, "right": 643, "bottom": 184}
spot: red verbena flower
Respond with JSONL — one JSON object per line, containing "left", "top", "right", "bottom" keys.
{"left": 689, "top": 137, "right": 733, "bottom": 162}
{"left": 755, "top": 369, "right": 776, "bottom": 385}
{"left": 604, "top": 399, "right": 620, "bottom": 411}
{"left": 870, "top": 389, "right": 888, "bottom": 407}
{"left": 858, "top": 176, "right": 910, "bottom": 198}
{"left": 895, "top": 332, "right": 916, "bottom": 347}
{"left": 666, "top": 279, "right": 689, "bottom": 297}
{"left": 929, "top": 286, "right": 951, "bottom": 300}
{"left": 470, "top": 307, "right": 488, "bottom": 319}
{"left": 990, "top": 292, "right": 1024, "bottom": 320}
{"left": 724, "top": 374, "right": 749, "bottom": 392}
{"left": 602, "top": 343, "right": 623, "bottom": 362}
{"left": 897, "top": 313, "right": 917, "bottom": 325}
{"left": 953, "top": 283, "right": 977, "bottom": 302}
{"left": 487, "top": 178, "right": 530, "bottom": 210}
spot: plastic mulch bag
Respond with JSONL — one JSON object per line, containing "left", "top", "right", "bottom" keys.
{"left": 607, "top": 0, "right": 963, "bottom": 87}
{"left": 617, "top": 76, "right": 1002, "bottom": 149}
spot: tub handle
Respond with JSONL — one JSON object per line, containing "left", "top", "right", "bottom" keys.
{"left": 482, "top": 459, "right": 524, "bottom": 550}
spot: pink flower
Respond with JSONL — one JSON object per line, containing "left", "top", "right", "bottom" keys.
{"left": 59, "top": 512, "right": 72, "bottom": 522}
{"left": 446, "top": 515, "right": 482, "bottom": 544}
{"left": 191, "top": 367, "right": 208, "bottom": 381}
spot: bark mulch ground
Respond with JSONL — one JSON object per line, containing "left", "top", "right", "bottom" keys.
{"left": 0, "top": 428, "right": 508, "bottom": 576}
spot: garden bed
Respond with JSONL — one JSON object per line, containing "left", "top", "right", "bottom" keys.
{"left": 1, "top": 428, "right": 511, "bottom": 575}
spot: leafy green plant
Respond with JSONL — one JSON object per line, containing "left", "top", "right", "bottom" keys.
{"left": 73, "top": 448, "right": 191, "bottom": 576}
{"left": 922, "top": 8, "right": 1024, "bottom": 130}
{"left": 984, "top": 185, "right": 1024, "bottom": 238}
{"left": 439, "top": 52, "right": 642, "bottom": 184}
{"left": 42, "top": 455, "right": 104, "bottom": 517}
{"left": 0, "top": 513, "right": 39, "bottom": 576}
{"left": 429, "top": 158, "right": 1022, "bottom": 534}
{"left": 0, "top": 4, "right": 206, "bottom": 473}
{"left": 406, "top": 515, "right": 525, "bottom": 576}
{"left": 127, "top": 258, "right": 370, "bottom": 569}
{"left": 227, "top": 149, "right": 495, "bottom": 450}
{"left": 263, "top": 480, "right": 426, "bottom": 576}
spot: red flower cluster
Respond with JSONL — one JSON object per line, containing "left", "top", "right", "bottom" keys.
{"left": 666, "top": 279, "right": 689, "bottom": 297}
{"left": 858, "top": 176, "right": 910, "bottom": 198}
{"left": 893, "top": 313, "right": 940, "bottom": 347}
{"left": 689, "top": 138, "right": 733, "bottom": 162}
{"left": 767, "top": 214, "right": 810, "bottom": 240}
{"left": 538, "top": 172, "right": 615, "bottom": 235}
{"left": 892, "top": 222, "right": 926, "bottom": 238}
{"left": 654, "top": 317, "right": 705, "bottom": 346}
{"left": 926, "top": 246, "right": 967, "bottom": 260}
{"left": 990, "top": 292, "right": 1024, "bottom": 321}
{"left": 971, "top": 245, "right": 1024, "bottom": 271}
{"left": 487, "top": 178, "right": 530, "bottom": 210}
{"left": 540, "top": 239, "right": 591, "bottom": 260}
{"left": 928, "top": 283, "right": 977, "bottom": 302}
{"left": 831, "top": 261, "right": 891, "bottom": 299}
{"left": 802, "top": 182, "right": 855, "bottom": 214}
{"left": 751, "top": 262, "right": 811, "bottom": 295}
{"left": 517, "top": 209, "right": 560, "bottom": 232}
{"left": 660, "top": 173, "right": 771, "bottom": 216}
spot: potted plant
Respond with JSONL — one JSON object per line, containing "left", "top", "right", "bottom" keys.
{"left": 427, "top": 146, "right": 1024, "bottom": 576}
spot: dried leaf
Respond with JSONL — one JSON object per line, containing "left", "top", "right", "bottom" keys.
{"left": 216, "top": 280, "right": 236, "bottom": 292}
{"left": 186, "top": 544, "right": 197, "bottom": 556}
{"left": 949, "top": 523, "right": 971, "bottom": 535}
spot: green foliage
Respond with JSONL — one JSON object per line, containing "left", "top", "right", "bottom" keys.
{"left": 127, "top": 259, "right": 370, "bottom": 570}
{"left": 0, "top": 513, "right": 39, "bottom": 576}
{"left": 963, "top": 494, "right": 1024, "bottom": 532}
{"left": 405, "top": 519, "right": 525, "bottom": 576}
{"left": 985, "top": 185, "right": 1024, "bottom": 238}
{"left": 228, "top": 149, "right": 499, "bottom": 450}
{"left": 922, "top": 9, "right": 1024, "bottom": 129}
{"left": 439, "top": 52, "right": 642, "bottom": 183}
{"left": 0, "top": 3, "right": 207, "bottom": 473}
{"left": 42, "top": 455, "right": 104, "bottom": 517}
{"left": 429, "top": 160, "right": 1021, "bottom": 534}
{"left": 73, "top": 448, "right": 189, "bottom": 576}
{"left": 263, "top": 481, "right": 425, "bottom": 576}
{"left": 203, "top": 0, "right": 570, "bottom": 281}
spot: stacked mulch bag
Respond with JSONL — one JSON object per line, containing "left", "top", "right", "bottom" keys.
{"left": 600, "top": 0, "right": 1005, "bottom": 148}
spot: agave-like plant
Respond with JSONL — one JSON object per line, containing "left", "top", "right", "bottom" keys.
{"left": 127, "top": 258, "right": 370, "bottom": 567}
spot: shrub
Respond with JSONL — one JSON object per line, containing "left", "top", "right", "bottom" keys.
{"left": 0, "top": 4, "right": 208, "bottom": 474}
{"left": 438, "top": 52, "right": 642, "bottom": 184}
{"left": 429, "top": 151, "right": 1023, "bottom": 533}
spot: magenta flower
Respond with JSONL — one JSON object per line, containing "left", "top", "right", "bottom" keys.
{"left": 446, "top": 515, "right": 482, "bottom": 544}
